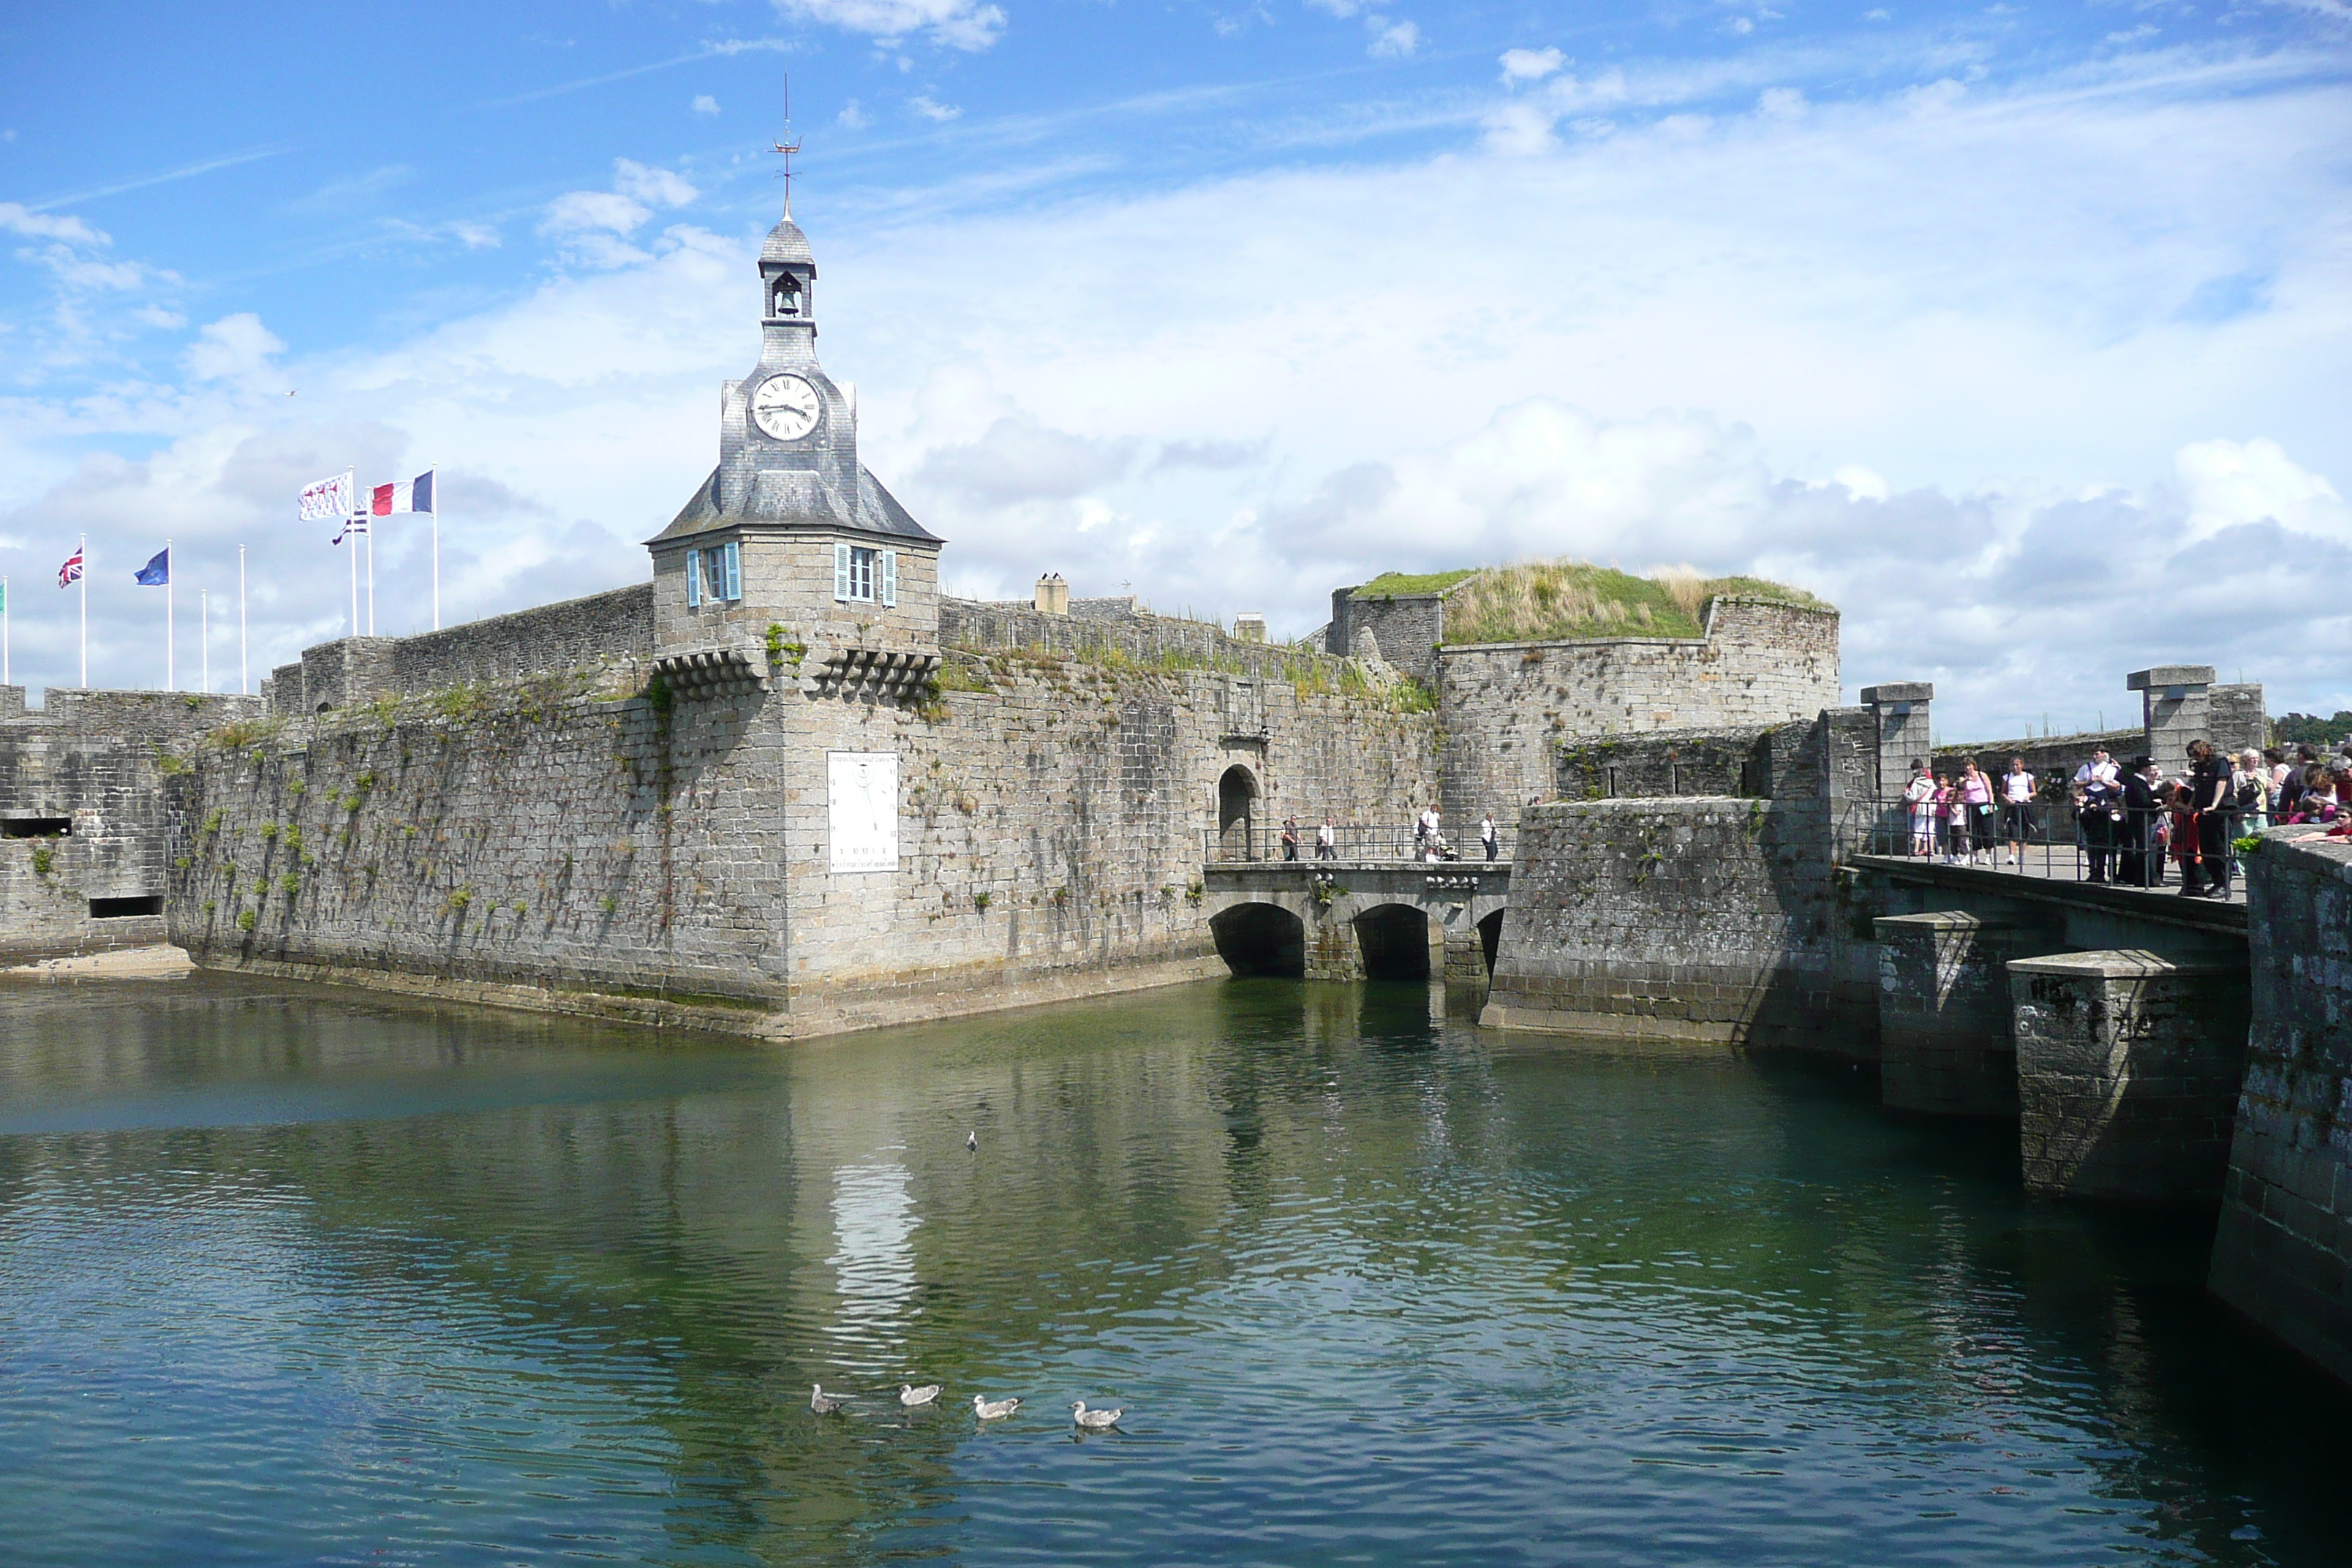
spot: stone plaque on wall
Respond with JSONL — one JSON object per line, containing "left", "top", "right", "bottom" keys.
{"left": 828, "top": 752, "right": 899, "bottom": 874}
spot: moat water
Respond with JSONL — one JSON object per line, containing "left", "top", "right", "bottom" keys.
{"left": 1, "top": 973, "right": 2345, "bottom": 1567}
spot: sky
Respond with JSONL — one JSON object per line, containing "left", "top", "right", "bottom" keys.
{"left": 1, "top": 0, "right": 2347, "bottom": 740}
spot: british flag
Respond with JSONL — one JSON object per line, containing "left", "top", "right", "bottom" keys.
{"left": 57, "top": 546, "right": 83, "bottom": 589}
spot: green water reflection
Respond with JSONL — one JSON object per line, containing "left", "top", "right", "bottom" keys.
{"left": 0, "top": 972, "right": 2342, "bottom": 1567}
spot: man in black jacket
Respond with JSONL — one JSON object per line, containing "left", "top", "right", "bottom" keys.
{"left": 2120, "top": 756, "right": 2166, "bottom": 888}
{"left": 2185, "top": 739, "right": 2233, "bottom": 899}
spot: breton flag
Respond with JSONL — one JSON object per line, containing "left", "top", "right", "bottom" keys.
{"left": 331, "top": 516, "right": 369, "bottom": 546}
{"left": 371, "top": 470, "right": 434, "bottom": 516}
{"left": 135, "top": 546, "right": 170, "bottom": 586}
{"left": 58, "top": 546, "right": 84, "bottom": 588}
{"left": 299, "top": 470, "right": 354, "bottom": 521}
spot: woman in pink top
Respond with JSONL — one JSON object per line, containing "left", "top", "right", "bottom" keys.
{"left": 1959, "top": 760, "right": 1997, "bottom": 864}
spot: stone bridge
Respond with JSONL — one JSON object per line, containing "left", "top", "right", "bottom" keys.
{"left": 1201, "top": 860, "right": 1511, "bottom": 984}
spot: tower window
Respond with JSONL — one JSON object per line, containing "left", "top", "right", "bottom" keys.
{"left": 686, "top": 540, "right": 742, "bottom": 606}
{"left": 833, "top": 544, "right": 898, "bottom": 607}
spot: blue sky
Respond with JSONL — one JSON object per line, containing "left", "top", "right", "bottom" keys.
{"left": 2, "top": 0, "right": 2348, "bottom": 735}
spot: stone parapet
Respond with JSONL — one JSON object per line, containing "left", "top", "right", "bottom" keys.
{"left": 2009, "top": 949, "right": 2250, "bottom": 1205}
{"left": 2208, "top": 829, "right": 2352, "bottom": 1384}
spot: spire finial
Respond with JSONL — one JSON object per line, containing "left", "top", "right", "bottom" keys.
{"left": 771, "top": 74, "right": 802, "bottom": 220}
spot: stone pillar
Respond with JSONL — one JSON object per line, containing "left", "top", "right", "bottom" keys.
{"left": 2009, "top": 949, "right": 2250, "bottom": 1206}
{"left": 1441, "top": 914, "right": 1485, "bottom": 987}
{"left": 2127, "top": 665, "right": 2214, "bottom": 777}
{"left": 1033, "top": 573, "right": 1069, "bottom": 614}
{"left": 1233, "top": 614, "right": 1267, "bottom": 644}
{"left": 1860, "top": 682, "right": 1933, "bottom": 800}
{"left": 1874, "top": 912, "right": 2049, "bottom": 1116}
{"left": 1304, "top": 905, "right": 1362, "bottom": 981}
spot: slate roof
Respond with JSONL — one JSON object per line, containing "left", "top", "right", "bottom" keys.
{"left": 649, "top": 464, "right": 942, "bottom": 546}
{"left": 761, "top": 216, "right": 815, "bottom": 268}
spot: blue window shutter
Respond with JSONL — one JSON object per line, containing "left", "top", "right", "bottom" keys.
{"left": 723, "top": 540, "right": 742, "bottom": 600}
{"left": 834, "top": 542, "right": 851, "bottom": 602}
{"left": 881, "top": 549, "right": 897, "bottom": 608}
{"left": 686, "top": 549, "right": 701, "bottom": 607}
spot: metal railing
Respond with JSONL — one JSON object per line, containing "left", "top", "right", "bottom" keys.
{"left": 1203, "top": 823, "right": 1513, "bottom": 865}
{"left": 1832, "top": 796, "right": 2260, "bottom": 894}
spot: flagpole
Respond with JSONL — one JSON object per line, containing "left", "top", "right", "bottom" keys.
{"left": 3, "top": 575, "right": 10, "bottom": 687}
{"left": 201, "top": 589, "right": 210, "bottom": 693}
{"left": 365, "top": 512, "right": 375, "bottom": 636}
{"left": 238, "top": 545, "right": 248, "bottom": 695}
{"left": 344, "top": 467, "right": 357, "bottom": 640}
{"left": 79, "top": 534, "right": 87, "bottom": 689}
{"left": 165, "top": 539, "right": 174, "bottom": 691}
{"left": 431, "top": 463, "right": 440, "bottom": 632}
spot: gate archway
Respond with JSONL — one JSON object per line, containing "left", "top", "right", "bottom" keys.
{"left": 1216, "top": 764, "right": 1259, "bottom": 860}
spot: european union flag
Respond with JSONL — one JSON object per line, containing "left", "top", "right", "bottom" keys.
{"left": 135, "top": 547, "right": 169, "bottom": 586}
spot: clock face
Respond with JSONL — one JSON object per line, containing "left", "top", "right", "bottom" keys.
{"left": 751, "top": 374, "right": 821, "bottom": 441}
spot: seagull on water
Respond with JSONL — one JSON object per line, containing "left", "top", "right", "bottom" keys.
{"left": 973, "top": 1394, "right": 1020, "bottom": 1420}
{"left": 810, "top": 1384, "right": 847, "bottom": 1414}
{"left": 966, "top": 1130, "right": 979, "bottom": 1151}
{"left": 900, "top": 1383, "right": 941, "bottom": 1406}
{"left": 1071, "top": 1401, "right": 1123, "bottom": 1430}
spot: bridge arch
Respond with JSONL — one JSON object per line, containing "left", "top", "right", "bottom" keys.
{"left": 1477, "top": 909, "right": 1505, "bottom": 976}
{"left": 1353, "top": 902, "right": 1434, "bottom": 983}
{"left": 1216, "top": 764, "right": 1259, "bottom": 859}
{"left": 1210, "top": 901, "right": 1304, "bottom": 978}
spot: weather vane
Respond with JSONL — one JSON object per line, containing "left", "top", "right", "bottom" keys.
{"left": 771, "top": 74, "right": 802, "bottom": 219}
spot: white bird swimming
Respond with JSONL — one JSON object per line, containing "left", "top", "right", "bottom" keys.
{"left": 1071, "top": 1401, "right": 1123, "bottom": 1430}
{"left": 973, "top": 1394, "right": 1021, "bottom": 1420}
{"left": 810, "top": 1384, "right": 847, "bottom": 1414}
{"left": 900, "top": 1383, "right": 941, "bottom": 1406}
{"left": 966, "top": 1130, "right": 979, "bottom": 1151}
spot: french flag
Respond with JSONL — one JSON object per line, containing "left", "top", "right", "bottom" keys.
{"left": 371, "top": 470, "right": 434, "bottom": 516}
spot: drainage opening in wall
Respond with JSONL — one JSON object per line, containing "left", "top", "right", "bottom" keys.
{"left": 88, "top": 895, "right": 162, "bottom": 919}
{"left": 4, "top": 818, "right": 71, "bottom": 838}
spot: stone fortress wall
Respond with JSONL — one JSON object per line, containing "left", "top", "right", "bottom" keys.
{"left": 1436, "top": 598, "right": 1843, "bottom": 834}
{"left": 1, "top": 686, "right": 264, "bottom": 961}
{"left": 168, "top": 615, "right": 1437, "bottom": 1037}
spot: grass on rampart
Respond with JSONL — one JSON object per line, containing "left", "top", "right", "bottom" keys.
{"left": 1354, "top": 568, "right": 1477, "bottom": 598}
{"left": 1436, "top": 560, "right": 1827, "bottom": 646}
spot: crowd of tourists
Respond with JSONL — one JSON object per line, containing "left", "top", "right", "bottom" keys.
{"left": 1897, "top": 739, "right": 2352, "bottom": 900}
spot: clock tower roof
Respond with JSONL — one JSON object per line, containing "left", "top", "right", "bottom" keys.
{"left": 760, "top": 215, "right": 814, "bottom": 268}
{"left": 645, "top": 206, "right": 941, "bottom": 551}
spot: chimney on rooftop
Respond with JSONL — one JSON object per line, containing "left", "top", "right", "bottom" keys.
{"left": 1234, "top": 614, "right": 1267, "bottom": 644}
{"left": 1033, "top": 573, "right": 1069, "bottom": 615}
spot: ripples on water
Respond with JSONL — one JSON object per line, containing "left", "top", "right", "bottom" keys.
{"left": 0, "top": 973, "right": 2343, "bottom": 1567}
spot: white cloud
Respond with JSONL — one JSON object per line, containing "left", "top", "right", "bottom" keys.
{"left": 0, "top": 203, "right": 108, "bottom": 246}
{"left": 1758, "top": 86, "right": 1809, "bottom": 119}
{"left": 1480, "top": 102, "right": 1559, "bottom": 156}
{"left": 1500, "top": 48, "right": 1565, "bottom": 85}
{"left": 2176, "top": 437, "right": 2350, "bottom": 544}
{"left": 612, "top": 159, "right": 698, "bottom": 208}
{"left": 839, "top": 98, "right": 872, "bottom": 129}
{"left": 184, "top": 314, "right": 284, "bottom": 382}
{"left": 691, "top": 94, "right": 722, "bottom": 116}
{"left": 772, "top": 0, "right": 1006, "bottom": 50}
{"left": 911, "top": 94, "right": 962, "bottom": 121}
{"left": 1366, "top": 17, "right": 1420, "bottom": 57}
{"left": 1832, "top": 464, "right": 1889, "bottom": 501}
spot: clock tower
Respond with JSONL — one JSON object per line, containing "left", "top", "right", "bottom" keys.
{"left": 646, "top": 202, "right": 943, "bottom": 688}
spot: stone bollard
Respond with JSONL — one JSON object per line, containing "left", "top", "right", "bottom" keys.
{"left": 2008, "top": 949, "right": 2250, "bottom": 1206}
{"left": 1874, "top": 912, "right": 2050, "bottom": 1117}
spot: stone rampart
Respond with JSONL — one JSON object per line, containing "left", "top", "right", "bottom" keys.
{"left": 2208, "top": 830, "right": 2352, "bottom": 1382}
{"left": 1437, "top": 598, "right": 1840, "bottom": 832}
{"left": 2, "top": 687, "right": 264, "bottom": 961}
{"left": 268, "top": 585, "right": 655, "bottom": 717}
{"left": 173, "top": 649, "right": 1436, "bottom": 1038}
{"left": 1479, "top": 794, "right": 1875, "bottom": 1058}
{"left": 1326, "top": 587, "right": 1453, "bottom": 685}
{"left": 939, "top": 598, "right": 1324, "bottom": 683}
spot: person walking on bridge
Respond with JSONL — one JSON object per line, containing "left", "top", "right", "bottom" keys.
{"left": 1480, "top": 812, "right": 1498, "bottom": 862}
{"left": 1280, "top": 817, "right": 1300, "bottom": 862}
{"left": 1902, "top": 760, "right": 1935, "bottom": 856}
{"left": 1316, "top": 817, "right": 1336, "bottom": 860}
